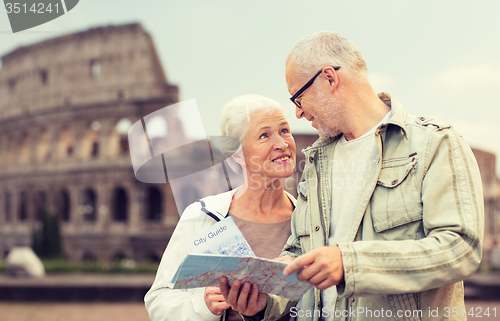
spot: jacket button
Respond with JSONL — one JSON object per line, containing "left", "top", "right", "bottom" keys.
{"left": 419, "top": 116, "right": 425, "bottom": 121}
{"left": 309, "top": 156, "right": 314, "bottom": 163}
{"left": 350, "top": 298, "right": 355, "bottom": 302}
{"left": 314, "top": 225, "right": 320, "bottom": 231}
{"left": 391, "top": 179, "right": 398, "bottom": 185}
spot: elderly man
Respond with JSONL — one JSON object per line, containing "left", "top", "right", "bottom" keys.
{"left": 221, "top": 31, "right": 484, "bottom": 321}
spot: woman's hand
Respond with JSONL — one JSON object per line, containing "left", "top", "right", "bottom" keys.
{"left": 204, "top": 286, "right": 231, "bottom": 316}
{"left": 273, "top": 255, "right": 294, "bottom": 264}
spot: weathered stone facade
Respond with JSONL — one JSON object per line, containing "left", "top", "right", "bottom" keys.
{"left": 471, "top": 148, "right": 500, "bottom": 267}
{"left": 0, "top": 23, "right": 186, "bottom": 263}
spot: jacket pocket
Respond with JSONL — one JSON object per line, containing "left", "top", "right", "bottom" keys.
{"left": 370, "top": 154, "right": 423, "bottom": 234}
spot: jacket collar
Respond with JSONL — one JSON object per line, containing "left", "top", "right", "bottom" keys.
{"left": 378, "top": 92, "right": 408, "bottom": 138}
{"left": 303, "top": 92, "right": 408, "bottom": 153}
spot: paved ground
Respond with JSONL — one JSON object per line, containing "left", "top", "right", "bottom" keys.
{"left": 0, "top": 303, "right": 151, "bottom": 321}
{"left": 0, "top": 273, "right": 155, "bottom": 286}
{"left": 0, "top": 272, "right": 499, "bottom": 320}
{"left": 1, "top": 301, "right": 499, "bottom": 321}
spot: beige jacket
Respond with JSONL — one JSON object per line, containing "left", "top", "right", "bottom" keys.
{"left": 255, "top": 93, "right": 484, "bottom": 321}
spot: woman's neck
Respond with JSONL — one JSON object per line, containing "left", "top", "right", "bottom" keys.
{"left": 231, "top": 177, "right": 293, "bottom": 223}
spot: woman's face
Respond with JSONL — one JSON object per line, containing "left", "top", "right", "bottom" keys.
{"left": 240, "top": 109, "right": 296, "bottom": 180}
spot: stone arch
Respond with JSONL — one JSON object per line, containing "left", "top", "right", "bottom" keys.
{"left": 56, "top": 190, "right": 71, "bottom": 222}
{"left": 36, "top": 191, "right": 47, "bottom": 220}
{"left": 37, "top": 128, "right": 50, "bottom": 162}
{"left": 57, "top": 126, "right": 74, "bottom": 158}
{"left": 4, "top": 191, "right": 11, "bottom": 222}
{"left": 146, "top": 186, "right": 162, "bottom": 221}
{"left": 112, "top": 187, "right": 128, "bottom": 222}
{"left": 18, "top": 191, "right": 27, "bottom": 221}
{"left": 82, "top": 188, "right": 97, "bottom": 222}
{"left": 110, "top": 118, "right": 132, "bottom": 156}
{"left": 81, "top": 121, "right": 101, "bottom": 159}
{"left": 90, "top": 59, "right": 101, "bottom": 78}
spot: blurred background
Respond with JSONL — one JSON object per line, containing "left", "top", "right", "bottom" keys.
{"left": 0, "top": 1, "right": 499, "bottom": 320}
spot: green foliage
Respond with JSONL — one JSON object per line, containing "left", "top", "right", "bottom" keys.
{"left": 39, "top": 259, "right": 159, "bottom": 274}
{"left": 31, "top": 208, "right": 64, "bottom": 259}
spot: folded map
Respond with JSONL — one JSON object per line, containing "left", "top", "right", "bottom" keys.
{"left": 172, "top": 254, "right": 312, "bottom": 300}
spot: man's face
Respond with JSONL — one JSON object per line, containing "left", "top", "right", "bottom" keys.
{"left": 285, "top": 61, "right": 344, "bottom": 138}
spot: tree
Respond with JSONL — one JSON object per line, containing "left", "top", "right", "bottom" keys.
{"left": 32, "top": 208, "right": 64, "bottom": 259}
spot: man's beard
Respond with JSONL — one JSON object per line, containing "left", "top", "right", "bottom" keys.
{"left": 315, "top": 91, "right": 344, "bottom": 139}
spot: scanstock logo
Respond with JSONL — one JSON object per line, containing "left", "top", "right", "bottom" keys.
{"left": 128, "top": 99, "right": 240, "bottom": 216}
{"left": 4, "top": 0, "right": 80, "bottom": 33}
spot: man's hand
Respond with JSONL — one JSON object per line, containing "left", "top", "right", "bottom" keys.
{"left": 219, "top": 277, "right": 267, "bottom": 316}
{"left": 204, "top": 286, "right": 231, "bottom": 316}
{"left": 282, "top": 246, "right": 344, "bottom": 290}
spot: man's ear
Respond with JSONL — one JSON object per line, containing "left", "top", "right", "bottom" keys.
{"left": 323, "top": 66, "right": 339, "bottom": 93}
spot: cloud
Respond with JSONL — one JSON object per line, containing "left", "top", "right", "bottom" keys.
{"left": 436, "top": 64, "right": 500, "bottom": 91}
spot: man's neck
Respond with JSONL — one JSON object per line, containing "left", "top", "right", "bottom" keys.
{"left": 342, "top": 87, "right": 390, "bottom": 141}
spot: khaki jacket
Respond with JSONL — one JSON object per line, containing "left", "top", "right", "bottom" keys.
{"left": 256, "top": 93, "right": 484, "bottom": 321}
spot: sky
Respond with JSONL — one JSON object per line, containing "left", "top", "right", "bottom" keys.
{"left": 1, "top": 0, "right": 499, "bottom": 174}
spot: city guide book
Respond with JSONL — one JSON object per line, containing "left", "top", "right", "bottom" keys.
{"left": 172, "top": 216, "right": 312, "bottom": 300}
{"left": 186, "top": 216, "right": 255, "bottom": 256}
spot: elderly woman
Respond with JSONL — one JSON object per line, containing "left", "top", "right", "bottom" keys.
{"left": 144, "top": 95, "right": 297, "bottom": 321}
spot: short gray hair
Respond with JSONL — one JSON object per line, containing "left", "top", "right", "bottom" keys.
{"left": 220, "top": 95, "right": 282, "bottom": 174}
{"left": 286, "top": 31, "right": 367, "bottom": 79}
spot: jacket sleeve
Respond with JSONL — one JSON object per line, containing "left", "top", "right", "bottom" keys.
{"left": 144, "top": 203, "right": 221, "bottom": 321}
{"left": 337, "top": 127, "right": 484, "bottom": 297}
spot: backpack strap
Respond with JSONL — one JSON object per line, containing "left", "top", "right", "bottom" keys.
{"left": 197, "top": 199, "right": 222, "bottom": 222}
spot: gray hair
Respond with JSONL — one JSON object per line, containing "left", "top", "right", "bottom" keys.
{"left": 220, "top": 95, "right": 283, "bottom": 174}
{"left": 286, "top": 31, "right": 367, "bottom": 80}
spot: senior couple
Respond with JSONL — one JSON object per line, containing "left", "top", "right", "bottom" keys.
{"left": 145, "top": 31, "right": 484, "bottom": 321}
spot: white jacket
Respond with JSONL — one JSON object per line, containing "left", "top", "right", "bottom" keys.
{"left": 144, "top": 187, "right": 296, "bottom": 321}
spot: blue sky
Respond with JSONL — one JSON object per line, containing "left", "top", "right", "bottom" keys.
{"left": 1, "top": 0, "right": 499, "bottom": 173}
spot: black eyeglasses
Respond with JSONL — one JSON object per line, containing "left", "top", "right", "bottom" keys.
{"left": 290, "top": 66, "right": 340, "bottom": 108}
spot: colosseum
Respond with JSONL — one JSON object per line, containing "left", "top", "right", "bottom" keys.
{"left": 0, "top": 23, "right": 233, "bottom": 263}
